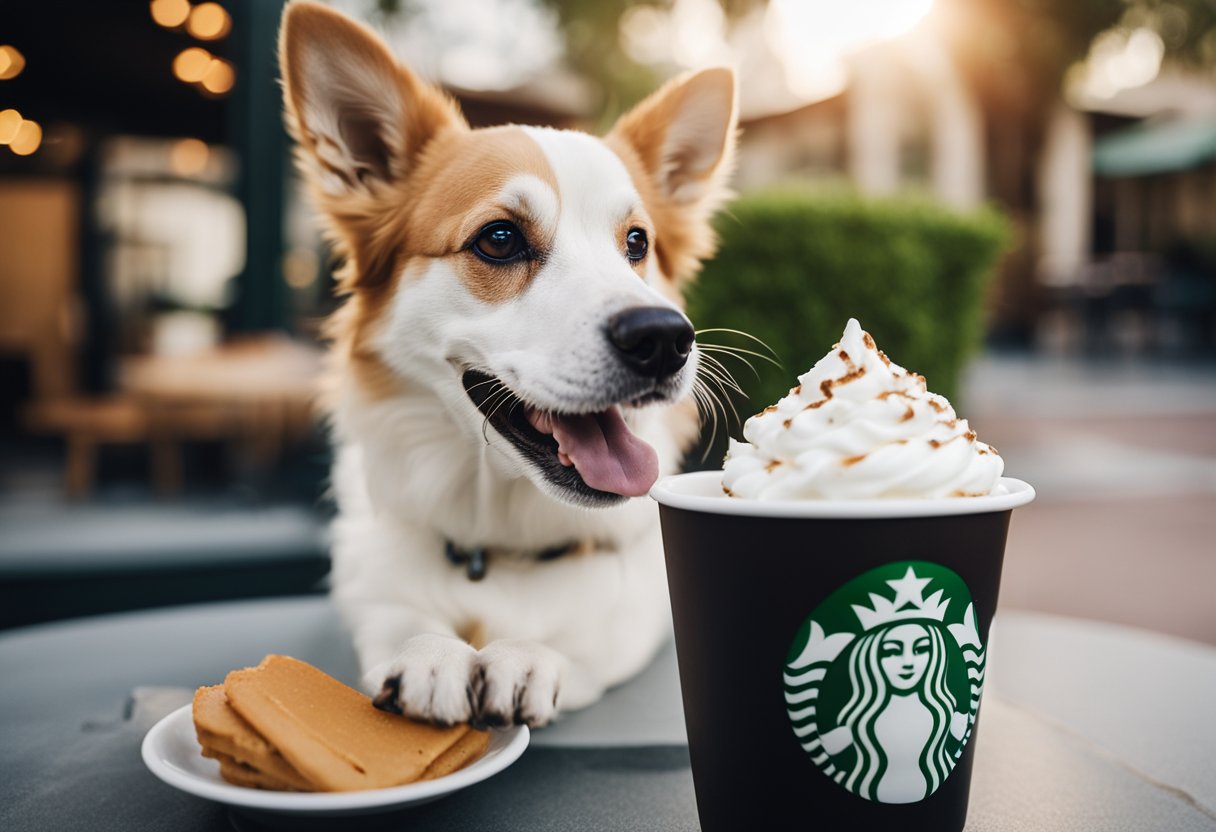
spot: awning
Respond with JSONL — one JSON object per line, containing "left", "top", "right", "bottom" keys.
{"left": 1092, "top": 116, "right": 1216, "bottom": 177}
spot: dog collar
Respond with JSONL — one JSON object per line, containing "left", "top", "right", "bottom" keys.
{"left": 444, "top": 540, "right": 583, "bottom": 581}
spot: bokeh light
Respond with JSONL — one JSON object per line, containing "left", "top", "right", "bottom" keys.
{"left": 188, "top": 3, "right": 232, "bottom": 41}
{"left": 173, "top": 47, "right": 213, "bottom": 83}
{"left": 1068, "top": 27, "right": 1165, "bottom": 102}
{"left": 150, "top": 0, "right": 191, "bottom": 29}
{"left": 0, "top": 45, "right": 26, "bottom": 80}
{"left": 169, "top": 137, "right": 210, "bottom": 176}
{"left": 9, "top": 119, "right": 42, "bottom": 156}
{"left": 282, "top": 248, "right": 320, "bottom": 290}
{"left": 767, "top": 0, "right": 936, "bottom": 102}
{"left": 0, "top": 109, "right": 22, "bottom": 144}
{"left": 200, "top": 58, "right": 235, "bottom": 95}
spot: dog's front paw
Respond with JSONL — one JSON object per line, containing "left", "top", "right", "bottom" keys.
{"left": 472, "top": 640, "right": 564, "bottom": 728}
{"left": 366, "top": 634, "right": 478, "bottom": 726}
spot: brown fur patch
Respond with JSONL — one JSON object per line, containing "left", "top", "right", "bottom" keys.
{"left": 319, "top": 128, "right": 559, "bottom": 400}
{"left": 406, "top": 128, "right": 559, "bottom": 304}
{"left": 604, "top": 68, "right": 737, "bottom": 287}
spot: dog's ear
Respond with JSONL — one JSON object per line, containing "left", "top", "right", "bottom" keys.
{"left": 609, "top": 67, "right": 736, "bottom": 207}
{"left": 279, "top": 1, "right": 464, "bottom": 197}
{"left": 607, "top": 68, "right": 737, "bottom": 283}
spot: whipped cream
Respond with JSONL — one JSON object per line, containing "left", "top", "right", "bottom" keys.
{"left": 722, "top": 319, "right": 1002, "bottom": 499}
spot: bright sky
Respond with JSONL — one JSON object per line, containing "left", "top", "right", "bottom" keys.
{"left": 766, "top": 0, "right": 936, "bottom": 102}
{"left": 621, "top": 0, "right": 938, "bottom": 114}
{"left": 332, "top": 0, "right": 562, "bottom": 90}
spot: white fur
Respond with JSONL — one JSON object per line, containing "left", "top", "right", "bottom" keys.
{"left": 328, "top": 129, "right": 695, "bottom": 726}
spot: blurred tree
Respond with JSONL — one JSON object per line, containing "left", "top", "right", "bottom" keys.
{"left": 535, "top": 0, "right": 660, "bottom": 125}
{"left": 937, "top": 0, "right": 1216, "bottom": 342}
{"left": 370, "top": 0, "right": 1216, "bottom": 340}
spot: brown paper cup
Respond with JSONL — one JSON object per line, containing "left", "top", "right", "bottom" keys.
{"left": 651, "top": 471, "right": 1035, "bottom": 832}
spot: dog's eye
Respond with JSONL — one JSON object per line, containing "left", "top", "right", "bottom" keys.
{"left": 473, "top": 221, "right": 528, "bottom": 263}
{"left": 625, "top": 228, "right": 648, "bottom": 262}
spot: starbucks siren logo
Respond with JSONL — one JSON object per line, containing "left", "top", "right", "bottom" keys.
{"left": 783, "top": 561, "right": 984, "bottom": 804}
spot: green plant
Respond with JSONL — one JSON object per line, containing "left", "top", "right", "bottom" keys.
{"left": 686, "top": 187, "right": 1008, "bottom": 461}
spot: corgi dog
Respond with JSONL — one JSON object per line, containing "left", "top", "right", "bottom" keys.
{"left": 280, "top": 1, "right": 736, "bottom": 727}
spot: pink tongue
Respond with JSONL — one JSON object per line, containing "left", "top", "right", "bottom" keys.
{"left": 550, "top": 408, "right": 659, "bottom": 497}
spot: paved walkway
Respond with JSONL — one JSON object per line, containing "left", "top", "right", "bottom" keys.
{"left": 963, "top": 354, "right": 1216, "bottom": 645}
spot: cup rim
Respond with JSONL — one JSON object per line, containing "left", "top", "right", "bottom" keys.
{"left": 650, "top": 470, "right": 1035, "bottom": 518}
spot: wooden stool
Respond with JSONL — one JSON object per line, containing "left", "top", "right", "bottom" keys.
{"left": 23, "top": 396, "right": 171, "bottom": 498}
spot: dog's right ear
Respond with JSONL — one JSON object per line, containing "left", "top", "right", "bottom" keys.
{"left": 279, "top": 1, "right": 464, "bottom": 198}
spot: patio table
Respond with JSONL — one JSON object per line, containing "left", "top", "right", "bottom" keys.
{"left": 1, "top": 597, "right": 1213, "bottom": 830}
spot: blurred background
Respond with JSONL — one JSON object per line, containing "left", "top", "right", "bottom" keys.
{"left": 1, "top": 0, "right": 1213, "bottom": 642}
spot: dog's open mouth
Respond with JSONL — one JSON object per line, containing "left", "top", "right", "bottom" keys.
{"left": 462, "top": 370, "right": 659, "bottom": 505}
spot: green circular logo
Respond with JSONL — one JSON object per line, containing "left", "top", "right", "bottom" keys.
{"left": 784, "top": 561, "right": 984, "bottom": 804}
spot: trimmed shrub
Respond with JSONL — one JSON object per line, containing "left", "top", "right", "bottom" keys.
{"left": 685, "top": 188, "right": 1008, "bottom": 461}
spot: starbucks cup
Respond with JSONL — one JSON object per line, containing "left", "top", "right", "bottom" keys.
{"left": 651, "top": 471, "right": 1035, "bottom": 832}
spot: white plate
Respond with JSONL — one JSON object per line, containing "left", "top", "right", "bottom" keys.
{"left": 142, "top": 704, "right": 529, "bottom": 819}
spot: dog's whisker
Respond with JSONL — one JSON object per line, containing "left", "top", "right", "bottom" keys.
{"left": 479, "top": 383, "right": 512, "bottom": 443}
{"left": 698, "top": 343, "right": 780, "bottom": 374}
{"left": 693, "top": 376, "right": 734, "bottom": 464}
{"left": 696, "top": 364, "right": 743, "bottom": 429}
{"left": 694, "top": 328, "right": 781, "bottom": 362}
{"left": 698, "top": 345, "right": 763, "bottom": 382}
{"left": 691, "top": 380, "right": 724, "bottom": 463}
{"left": 465, "top": 376, "right": 508, "bottom": 394}
{"left": 483, "top": 386, "right": 517, "bottom": 428}
{"left": 697, "top": 354, "right": 746, "bottom": 397}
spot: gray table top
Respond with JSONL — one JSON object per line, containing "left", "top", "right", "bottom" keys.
{"left": 1, "top": 597, "right": 1213, "bottom": 831}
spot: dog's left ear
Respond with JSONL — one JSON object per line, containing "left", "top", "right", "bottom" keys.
{"left": 609, "top": 67, "right": 736, "bottom": 206}
{"left": 607, "top": 67, "right": 737, "bottom": 281}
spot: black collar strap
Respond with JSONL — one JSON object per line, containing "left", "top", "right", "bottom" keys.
{"left": 444, "top": 540, "right": 583, "bottom": 581}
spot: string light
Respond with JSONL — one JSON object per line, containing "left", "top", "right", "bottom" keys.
{"left": 0, "top": 109, "right": 21, "bottom": 144}
{"left": 150, "top": 0, "right": 191, "bottom": 29}
{"left": 9, "top": 119, "right": 42, "bottom": 156}
{"left": 169, "top": 138, "right": 210, "bottom": 176}
{"left": 188, "top": 3, "right": 232, "bottom": 40}
{"left": 173, "top": 47, "right": 212, "bottom": 83}
{"left": 0, "top": 45, "right": 26, "bottom": 80}
{"left": 200, "top": 58, "right": 235, "bottom": 94}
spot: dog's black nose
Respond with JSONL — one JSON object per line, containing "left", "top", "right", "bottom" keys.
{"left": 607, "top": 307, "right": 695, "bottom": 379}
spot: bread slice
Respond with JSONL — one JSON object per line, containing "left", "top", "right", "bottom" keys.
{"left": 222, "top": 655, "right": 475, "bottom": 791}
{"left": 193, "top": 685, "right": 314, "bottom": 790}
{"left": 419, "top": 728, "right": 492, "bottom": 781}
{"left": 205, "top": 749, "right": 300, "bottom": 791}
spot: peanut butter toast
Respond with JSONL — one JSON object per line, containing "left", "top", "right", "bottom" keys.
{"left": 193, "top": 684, "right": 314, "bottom": 790}
{"left": 222, "top": 655, "right": 476, "bottom": 791}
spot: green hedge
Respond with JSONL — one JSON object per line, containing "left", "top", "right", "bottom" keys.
{"left": 687, "top": 189, "right": 1009, "bottom": 439}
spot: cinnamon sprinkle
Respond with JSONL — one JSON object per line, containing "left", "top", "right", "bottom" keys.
{"left": 765, "top": 460, "right": 782, "bottom": 472}
{"left": 900, "top": 406, "right": 914, "bottom": 422}
{"left": 841, "top": 454, "right": 867, "bottom": 467}
{"left": 927, "top": 399, "right": 945, "bottom": 413}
